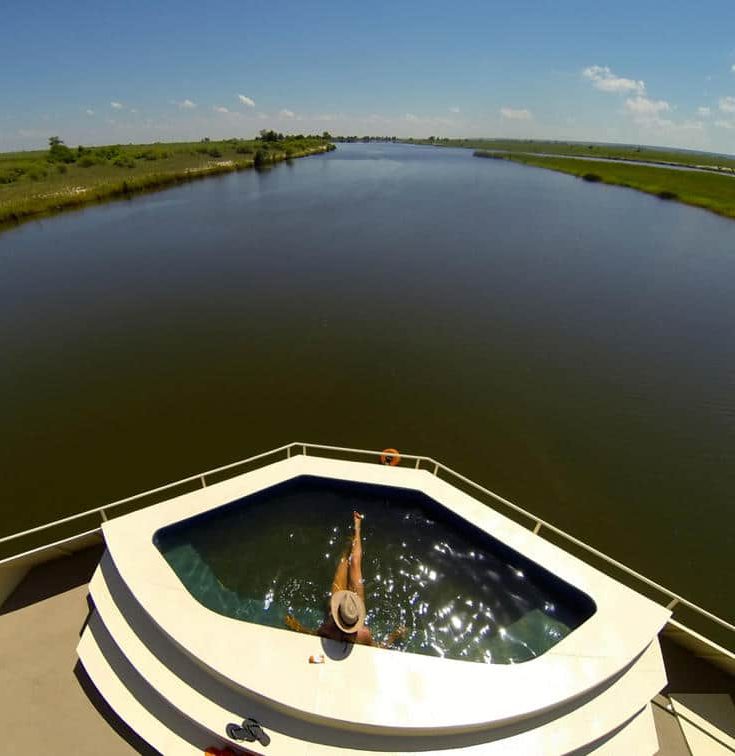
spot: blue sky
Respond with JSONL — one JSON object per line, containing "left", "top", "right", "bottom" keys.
{"left": 2, "top": 0, "right": 735, "bottom": 153}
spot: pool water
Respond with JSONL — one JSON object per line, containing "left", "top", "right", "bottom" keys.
{"left": 154, "top": 476, "right": 595, "bottom": 664}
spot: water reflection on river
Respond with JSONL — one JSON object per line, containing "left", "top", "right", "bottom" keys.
{"left": 1, "top": 143, "right": 733, "bottom": 617}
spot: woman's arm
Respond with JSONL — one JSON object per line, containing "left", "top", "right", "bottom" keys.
{"left": 379, "top": 625, "right": 408, "bottom": 649}
{"left": 285, "top": 614, "right": 318, "bottom": 635}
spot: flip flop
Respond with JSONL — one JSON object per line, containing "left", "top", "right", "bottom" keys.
{"left": 226, "top": 722, "right": 255, "bottom": 742}
{"left": 243, "top": 717, "right": 271, "bottom": 747}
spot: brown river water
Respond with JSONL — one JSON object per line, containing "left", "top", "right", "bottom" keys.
{"left": 1, "top": 143, "right": 733, "bottom": 624}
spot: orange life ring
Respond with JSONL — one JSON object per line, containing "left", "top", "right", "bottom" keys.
{"left": 380, "top": 448, "right": 401, "bottom": 466}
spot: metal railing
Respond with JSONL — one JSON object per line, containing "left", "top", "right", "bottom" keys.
{"left": 1, "top": 441, "right": 733, "bottom": 650}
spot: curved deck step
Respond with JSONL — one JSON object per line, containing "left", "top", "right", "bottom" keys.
{"left": 589, "top": 704, "right": 657, "bottom": 755}
{"left": 77, "top": 615, "right": 225, "bottom": 755}
{"left": 85, "top": 549, "right": 667, "bottom": 755}
{"left": 90, "top": 553, "right": 309, "bottom": 754}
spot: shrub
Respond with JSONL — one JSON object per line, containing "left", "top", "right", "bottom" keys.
{"left": 93, "top": 145, "right": 121, "bottom": 160}
{"left": 27, "top": 164, "right": 49, "bottom": 180}
{"left": 56, "top": 164, "right": 68, "bottom": 174}
{"left": 253, "top": 149, "right": 270, "bottom": 166}
{"left": 113, "top": 156, "right": 136, "bottom": 169}
{"left": 0, "top": 167, "right": 25, "bottom": 184}
{"left": 258, "top": 129, "right": 283, "bottom": 142}
{"left": 78, "top": 156, "right": 98, "bottom": 168}
{"left": 235, "top": 145, "right": 253, "bottom": 154}
{"left": 48, "top": 137, "right": 77, "bottom": 163}
{"left": 658, "top": 190, "right": 678, "bottom": 200}
{"left": 207, "top": 148, "right": 222, "bottom": 158}
{"left": 582, "top": 173, "right": 602, "bottom": 182}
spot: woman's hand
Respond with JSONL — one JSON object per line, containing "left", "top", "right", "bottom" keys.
{"left": 382, "top": 625, "right": 409, "bottom": 648}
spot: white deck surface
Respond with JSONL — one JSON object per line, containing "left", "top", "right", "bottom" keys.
{"left": 101, "top": 455, "right": 670, "bottom": 734}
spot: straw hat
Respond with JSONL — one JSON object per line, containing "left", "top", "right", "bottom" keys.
{"left": 330, "top": 590, "right": 367, "bottom": 634}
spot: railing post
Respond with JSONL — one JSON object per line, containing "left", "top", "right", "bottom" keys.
{"left": 287, "top": 446, "right": 291, "bottom": 459}
{"left": 533, "top": 521, "right": 542, "bottom": 535}
{"left": 100, "top": 510, "right": 108, "bottom": 523}
{"left": 667, "top": 598, "right": 680, "bottom": 611}
{"left": 415, "top": 457, "right": 421, "bottom": 469}
{"left": 302, "top": 444, "right": 307, "bottom": 456}
{"left": 432, "top": 462, "right": 439, "bottom": 476}
{"left": 200, "top": 475, "right": 207, "bottom": 488}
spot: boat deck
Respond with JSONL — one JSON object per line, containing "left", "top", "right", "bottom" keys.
{"left": 0, "top": 547, "right": 732, "bottom": 755}
{"left": 0, "top": 546, "right": 146, "bottom": 754}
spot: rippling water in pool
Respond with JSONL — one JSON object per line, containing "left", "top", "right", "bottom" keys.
{"left": 155, "top": 476, "right": 595, "bottom": 664}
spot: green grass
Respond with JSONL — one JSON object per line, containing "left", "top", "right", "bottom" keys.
{"left": 475, "top": 151, "right": 735, "bottom": 220}
{"left": 0, "top": 136, "right": 335, "bottom": 231}
{"left": 412, "top": 137, "right": 735, "bottom": 172}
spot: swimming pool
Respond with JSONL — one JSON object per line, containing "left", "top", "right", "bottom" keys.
{"left": 155, "top": 476, "right": 595, "bottom": 664}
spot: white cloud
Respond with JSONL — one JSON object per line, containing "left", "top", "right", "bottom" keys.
{"left": 238, "top": 94, "right": 255, "bottom": 107}
{"left": 404, "top": 113, "right": 419, "bottom": 121}
{"left": 449, "top": 106, "right": 460, "bottom": 114}
{"left": 130, "top": 108, "right": 138, "bottom": 114}
{"left": 582, "top": 65, "right": 645, "bottom": 95}
{"left": 500, "top": 107, "right": 532, "bottom": 121}
{"left": 677, "top": 120, "right": 704, "bottom": 131}
{"left": 634, "top": 115, "right": 704, "bottom": 132}
{"left": 624, "top": 96, "right": 670, "bottom": 115}
{"left": 279, "top": 109, "right": 295, "bottom": 118}
{"left": 213, "top": 106, "right": 230, "bottom": 114}
{"left": 110, "top": 101, "right": 123, "bottom": 110}
{"left": 178, "top": 99, "right": 196, "bottom": 109}
{"left": 719, "top": 96, "right": 735, "bottom": 113}
{"left": 732, "top": 64, "right": 735, "bottom": 74}
{"left": 715, "top": 119, "right": 734, "bottom": 129}
{"left": 85, "top": 109, "right": 95, "bottom": 116}
{"left": 697, "top": 106, "right": 711, "bottom": 117}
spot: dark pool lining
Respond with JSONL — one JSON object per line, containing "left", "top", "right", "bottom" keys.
{"left": 153, "top": 476, "right": 597, "bottom": 660}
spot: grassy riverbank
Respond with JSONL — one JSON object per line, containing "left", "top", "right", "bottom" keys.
{"left": 474, "top": 151, "right": 735, "bottom": 219}
{"left": 413, "top": 138, "right": 735, "bottom": 173}
{"left": 0, "top": 135, "right": 334, "bottom": 230}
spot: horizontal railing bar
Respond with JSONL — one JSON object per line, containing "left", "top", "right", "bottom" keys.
{"left": 0, "top": 443, "right": 293, "bottom": 547}
{"left": 295, "top": 442, "right": 429, "bottom": 462}
{"left": 665, "top": 618, "right": 735, "bottom": 662}
{"left": 0, "top": 441, "right": 731, "bottom": 640}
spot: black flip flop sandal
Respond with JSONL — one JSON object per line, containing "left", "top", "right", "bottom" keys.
{"left": 243, "top": 717, "right": 271, "bottom": 747}
{"left": 226, "top": 721, "right": 255, "bottom": 742}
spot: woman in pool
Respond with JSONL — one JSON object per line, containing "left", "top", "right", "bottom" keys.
{"left": 285, "top": 511, "right": 406, "bottom": 648}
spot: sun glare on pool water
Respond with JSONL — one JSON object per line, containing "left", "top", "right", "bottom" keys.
{"left": 155, "top": 476, "right": 595, "bottom": 664}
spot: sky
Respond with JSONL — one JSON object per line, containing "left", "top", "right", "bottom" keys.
{"left": 2, "top": 0, "right": 735, "bottom": 154}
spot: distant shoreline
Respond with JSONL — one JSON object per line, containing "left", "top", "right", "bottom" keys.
{"left": 388, "top": 138, "right": 735, "bottom": 221}
{"left": 0, "top": 138, "right": 334, "bottom": 234}
{"left": 474, "top": 150, "right": 735, "bottom": 220}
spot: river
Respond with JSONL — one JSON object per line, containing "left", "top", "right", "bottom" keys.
{"left": 1, "top": 143, "right": 733, "bottom": 621}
